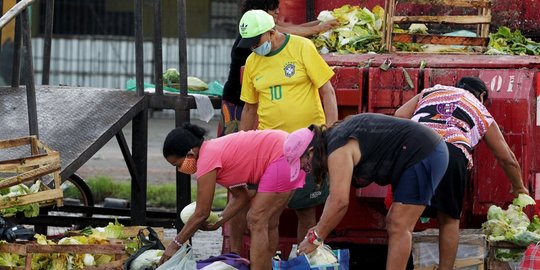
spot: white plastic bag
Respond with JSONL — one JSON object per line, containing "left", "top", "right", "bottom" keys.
{"left": 156, "top": 244, "right": 197, "bottom": 270}
{"left": 306, "top": 245, "right": 338, "bottom": 265}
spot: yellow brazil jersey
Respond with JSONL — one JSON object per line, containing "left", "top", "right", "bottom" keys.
{"left": 240, "top": 34, "right": 334, "bottom": 133}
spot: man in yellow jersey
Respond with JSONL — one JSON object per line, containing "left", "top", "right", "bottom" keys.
{"left": 233, "top": 9, "right": 338, "bottom": 266}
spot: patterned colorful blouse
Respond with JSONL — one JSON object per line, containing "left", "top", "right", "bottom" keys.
{"left": 411, "top": 85, "right": 494, "bottom": 168}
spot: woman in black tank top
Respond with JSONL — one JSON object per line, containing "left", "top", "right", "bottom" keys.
{"left": 286, "top": 113, "right": 449, "bottom": 270}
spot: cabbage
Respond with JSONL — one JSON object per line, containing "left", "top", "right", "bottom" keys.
{"left": 311, "top": 5, "right": 385, "bottom": 54}
{"left": 163, "top": 68, "right": 180, "bottom": 84}
{"left": 0, "top": 252, "right": 25, "bottom": 267}
{"left": 482, "top": 194, "right": 540, "bottom": 248}
{"left": 130, "top": 249, "right": 164, "bottom": 270}
{"left": 187, "top": 77, "right": 208, "bottom": 91}
{"left": 180, "top": 202, "right": 220, "bottom": 225}
{"left": 0, "top": 181, "right": 42, "bottom": 218}
{"left": 513, "top": 194, "right": 536, "bottom": 208}
{"left": 103, "top": 220, "right": 124, "bottom": 239}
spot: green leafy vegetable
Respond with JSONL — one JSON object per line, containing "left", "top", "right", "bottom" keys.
{"left": 0, "top": 180, "right": 42, "bottom": 218}
{"left": 163, "top": 68, "right": 180, "bottom": 84}
{"left": 312, "top": 5, "right": 385, "bottom": 54}
{"left": 486, "top": 26, "right": 540, "bottom": 55}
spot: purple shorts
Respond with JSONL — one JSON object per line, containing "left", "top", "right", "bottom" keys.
{"left": 257, "top": 156, "right": 306, "bottom": 193}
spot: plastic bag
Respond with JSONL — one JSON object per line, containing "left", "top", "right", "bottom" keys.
{"left": 272, "top": 249, "right": 349, "bottom": 270}
{"left": 306, "top": 245, "right": 337, "bottom": 265}
{"left": 156, "top": 244, "right": 197, "bottom": 270}
{"left": 197, "top": 253, "right": 250, "bottom": 269}
{"left": 124, "top": 227, "right": 165, "bottom": 270}
{"left": 520, "top": 242, "right": 540, "bottom": 270}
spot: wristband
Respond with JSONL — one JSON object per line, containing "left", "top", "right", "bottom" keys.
{"left": 173, "top": 237, "right": 182, "bottom": 247}
{"left": 306, "top": 229, "right": 323, "bottom": 246}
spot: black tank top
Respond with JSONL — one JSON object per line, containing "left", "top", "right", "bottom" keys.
{"left": 327, "top": 113, "right": 442, "bottom": 187}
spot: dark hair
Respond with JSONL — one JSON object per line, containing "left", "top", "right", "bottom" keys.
{"left": 241, "top": 0, "right": 279, "bottom": 14}
{"left": 162, "top": 123, "right": 207, "bottom": 158}
{"left": 308, "top": 124, "right": 329, "bottom": 187}
{"left": 456, "top": 76, "right": 489, "bottom": 101}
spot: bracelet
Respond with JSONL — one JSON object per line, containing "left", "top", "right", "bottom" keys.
{"left": 173, "top": 237, "right": 182, "bottom": 247}
{"left": 307, "top": 229, "right": 323, "bottom": 246}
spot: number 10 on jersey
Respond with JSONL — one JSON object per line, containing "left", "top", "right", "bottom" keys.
{"left": 270, "top": 85, "right": 282, "bottom": 100}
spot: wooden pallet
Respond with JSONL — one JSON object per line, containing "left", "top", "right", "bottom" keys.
{"left": 486, "top": 241, "right": 525, "bottom": 270}
{"left": 412, "top": 229, "right": 486, "bottom": 270}
{"left": 0, "top": 136, "right": 63, "bottom": 210}
{"left": 0, "top": 242, "right": 126, "bottom": 270}
{"left": 383, "top": 0, "right": 492, "bottom": 52}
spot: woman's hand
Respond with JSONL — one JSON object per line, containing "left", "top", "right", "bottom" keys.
{"left": 297, "top": 237, "right": 318, "bottom": 255}
{"left": 158, "top": 240, "right": 181, "bottom": 265}
{"left": 511, "top": 184, "right": 529, "bottom": 197}
{"left": 318, "top": 19, "right": 340, "bottom": 32}
{"left": 199, "top": 219, "right": 222, "bottom": 231}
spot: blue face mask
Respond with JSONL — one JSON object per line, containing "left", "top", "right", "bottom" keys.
{"left": 253, "top": 41, "right": 272, "bottom": 56}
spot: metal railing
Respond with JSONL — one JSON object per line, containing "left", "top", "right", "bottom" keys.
{"left": 0, "top": 0, "right": 41, "bottom": 138}
{"left": 1, "top": 0, "right": 203, "bottom": 228}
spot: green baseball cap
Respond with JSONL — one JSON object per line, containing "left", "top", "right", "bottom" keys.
{"left": 238, "top": 10, "right": 275, "bottom": 48}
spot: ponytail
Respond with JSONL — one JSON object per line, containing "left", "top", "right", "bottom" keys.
{"left": 309, "top": 124, "right": 329, "bottom": 187}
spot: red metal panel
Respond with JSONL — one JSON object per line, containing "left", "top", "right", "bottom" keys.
{"left": 470, "top": 70, "right": 536, "bottom": 216}
{"left": 277, "top": 0, "right": 306, "bottom": 25}
{"left": 424, "top": 69, "right": 480, "bottom": 88}
{"left": 331, "top": 66, "right": 363, "bottom": 118}
{"left": 330, "top": 189, "right": 388, "bottom": 234}
{"left": 367, "top": 67, "right": 418, "bottom": 115}
{"left": 323, "top": 54, "right": 540, "bottom": 69}
{"left": 473, "top": 134, "right": 524, "bottom": 204}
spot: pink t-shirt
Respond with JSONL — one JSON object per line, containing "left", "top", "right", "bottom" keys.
{"left": 195, "top": 130, "right": 287, "bottom": 188}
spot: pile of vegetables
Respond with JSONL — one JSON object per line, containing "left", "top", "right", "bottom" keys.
{"left": 0, "top": 220, "right": 151, "bottom": 269}
{"left": 482, "top": 194, "right": 540, "bottom": 262}
{"left": 0, "top": 179, "right": 42, "bottom": 218}
{"left": 313, "top": 5, "right": 385, "bottom": 54}
{"left": 311, "top": 4, "right": 540, "bottom": 55}
{"left": 486, "top": 26, "right": 540, "bottom": 55}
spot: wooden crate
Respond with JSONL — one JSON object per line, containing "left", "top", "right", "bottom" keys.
{"left": 0, "top": 136, "right": 63, "bottom": 210}
{"left": 383, "top": 0, "right": 492, "bottom": 52}
{"left": 0, "top": 242, "right": 126, "bottom": 270}
{"left": 412, "top": 229, "right": 486, "bottom": 270}
{"left": 486, "top": 241, "right": 525, "bottom": 270}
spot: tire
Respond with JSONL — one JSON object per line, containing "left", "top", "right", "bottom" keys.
{"left": 46, "top": 174, "right": 94, "bottom": 236}
{"left": 62, "top": 174, "right": 94, "bottom": 215}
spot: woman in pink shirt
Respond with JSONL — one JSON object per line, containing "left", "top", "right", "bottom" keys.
{"left": 158, "top": 123, "right": 307, "bottom": 269}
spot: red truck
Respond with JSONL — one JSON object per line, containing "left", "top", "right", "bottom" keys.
{"left": 225, "top": 1, "right": 540, "bottom": 268}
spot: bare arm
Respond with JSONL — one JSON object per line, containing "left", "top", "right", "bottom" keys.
{"left": 202, "top": 186, "right": 251, "bottom": 230}
{"left": 239, "top": 102, "right": 258, "bottom": 131}
{"left": 394, "top": 94, "right": 421, "bottom": 119}
{"left": 160, "top": 170, "right": 217, "bottom": 262}
{"left": 483, "top": 122, "right": 528, "bottom": 196}
{"left": 298, "top": 20, "right": 323, "bottom": 27}
{"left": 276, "top": 20, "right": 339, "bottom": 37}
{"left": 298, "top": 139, "right": 361, "bottom": 254}
{"left": 319, "top": 81, "right": 338, "bottom": 126}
